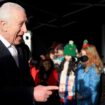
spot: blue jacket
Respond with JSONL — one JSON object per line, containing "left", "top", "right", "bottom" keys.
{"left": 75, "top": 64, "right": 101, "bottom": 105}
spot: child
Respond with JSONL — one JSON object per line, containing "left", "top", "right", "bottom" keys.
{"left": 59, "top": 40, "right": 78, "bottom": 105}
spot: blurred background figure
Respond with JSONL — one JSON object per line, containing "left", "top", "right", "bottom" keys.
{"left": 30, "top": 58, "right": 60, "bottom": 105}
{"left": 53, "top": 43, "right": 64, "bottom": 69}
{"left": 59, "top": 40, "right": 78, "bottom": 105}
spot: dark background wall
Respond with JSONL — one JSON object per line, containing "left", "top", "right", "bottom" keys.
{"left": 31, "top": 22, "right": 102, "bottom": 59}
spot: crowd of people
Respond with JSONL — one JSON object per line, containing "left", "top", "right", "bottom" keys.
{"left": 30, "top": 39, "right": 104, "bottom": 105}
{"left": 0, "top": 1, "right": 104, "bottom": 105}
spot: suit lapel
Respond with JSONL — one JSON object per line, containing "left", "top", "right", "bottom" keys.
{"left": 0, "top": 41, "right": 18, "bottom": 68}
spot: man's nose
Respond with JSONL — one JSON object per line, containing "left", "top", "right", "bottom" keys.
{"left": 22, "top": 23, "right": 27, "bottom": 33}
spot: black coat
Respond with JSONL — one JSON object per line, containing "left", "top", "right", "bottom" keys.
{"left": 0, "top": 41, "right": 35, "bottom": 105}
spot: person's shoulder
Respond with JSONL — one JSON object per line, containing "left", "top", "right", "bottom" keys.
{"left": 77, "top": 65, "right": 84, "bottom": 74}
{"left": 88, "top": 64, "right": 97, "bottom": 74}
{"left": 17, "top": 42, "right": 30, "bottom": 52}
{"left": 21, "top": 42, "right": 29, "bottom": 49}
{"left": 52, "top": 69, "right": 58, "bottom": 74}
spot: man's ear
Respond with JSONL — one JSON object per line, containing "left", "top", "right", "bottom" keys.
{"left": 0, "top": 20, "right": 7, "bottom": 32}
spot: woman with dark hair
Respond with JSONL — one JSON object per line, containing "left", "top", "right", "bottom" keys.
{"left": 32, "top": 58, "right": 60, "bottom": 105}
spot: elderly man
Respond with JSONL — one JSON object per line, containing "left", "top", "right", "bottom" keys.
{"left": 0, "top": 2, "right": 58, "bottom": 105}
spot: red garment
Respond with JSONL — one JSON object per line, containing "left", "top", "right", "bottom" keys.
{"left": 30, "top": 65, "right": 38, "bottom": 81}
{"left": 35, "top": 69, "right": 58, "bottom": 86}
{"left": 30, "top": 65, "right": 60, "bottom": 105}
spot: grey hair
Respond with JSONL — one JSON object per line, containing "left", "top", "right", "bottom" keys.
{"left": 0, "top": 2, "right": 25, "bottom": 21}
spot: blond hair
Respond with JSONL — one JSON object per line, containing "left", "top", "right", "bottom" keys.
{"left": 81, "top": 45, "right": 103, "bottom": 73}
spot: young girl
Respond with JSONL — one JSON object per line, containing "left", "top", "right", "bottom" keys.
{"left": 59, "top": 40, "right": 78, "bottom": 105}
{"left": 75, "top": 40, "right": 103, "bottom": 105}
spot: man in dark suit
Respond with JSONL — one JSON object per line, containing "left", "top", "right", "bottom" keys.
{"left": 0, "top": 2, "right": 58, "bottom": 105}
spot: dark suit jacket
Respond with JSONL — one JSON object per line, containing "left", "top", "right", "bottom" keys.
{"left": 0, "top": 41, "right": 35, "bottom": 105}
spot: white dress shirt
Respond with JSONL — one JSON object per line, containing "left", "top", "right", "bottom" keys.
{"left": 0, "top": 35, "right": 19, "bottom": 67}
